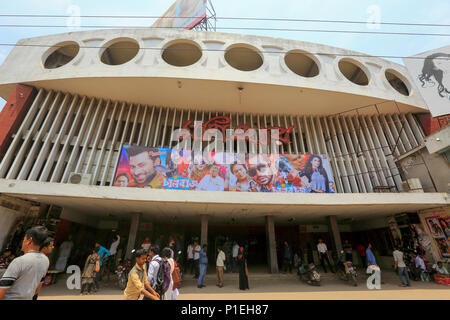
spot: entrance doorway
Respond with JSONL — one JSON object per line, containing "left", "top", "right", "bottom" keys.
{"left": 208, "top": 224, "right": 267, "bottom": 268}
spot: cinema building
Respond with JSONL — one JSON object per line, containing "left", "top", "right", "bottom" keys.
{"left": 0, "top": 28, "right": 448, "bottom": 272}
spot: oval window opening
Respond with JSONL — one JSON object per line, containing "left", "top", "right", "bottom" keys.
{"left": 385, "top": 70, "right": 410, "bottom": 96}
{"left": 338, "top": 59, "right": 369, "bottom": 86}
{"left": 44, "top": 42, "right": 80, "bottom": 69}
{"left": 162, "top": 41, "right": 202, "bottom": 67}
{"left": 285, "top": 51, "right": 319, "bottom": 77}
{"left": 101, "top": 39, "right": 139, "bottom": 65}
{"left": 225, "top": 45, "right": 263, "bottom": 71}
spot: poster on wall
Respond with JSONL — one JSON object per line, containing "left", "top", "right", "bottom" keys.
{"left": 403, "top": 45, "right": 450, "bottom": 117}
{"left": 424, "top": 213, "right": 450, "bottom": 259}
{"left": 113, "top": 145, "right": 336, "bottom": 193}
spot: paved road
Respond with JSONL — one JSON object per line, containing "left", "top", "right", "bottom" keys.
{"left": 38, "top": 270, "right": 450, "bottom": 300}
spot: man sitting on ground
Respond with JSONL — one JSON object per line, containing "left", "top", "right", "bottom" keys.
{"left": 432, "top": 261, "right": 449, "bottom": 281}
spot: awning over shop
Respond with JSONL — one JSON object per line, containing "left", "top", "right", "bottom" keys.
{"left": 0, "top": 179, "right": 448, "bottom": 224}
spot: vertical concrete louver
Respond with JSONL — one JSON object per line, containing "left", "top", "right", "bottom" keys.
{"left": 0, "top": 89, "right": 425, "bottom": 193}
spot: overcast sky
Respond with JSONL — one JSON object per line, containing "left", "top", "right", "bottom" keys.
{"left": 0, "top": 0, "right": 449, "bottom": 109}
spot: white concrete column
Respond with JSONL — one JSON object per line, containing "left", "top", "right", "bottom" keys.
{"left": 328, "top": 215, "right": 342, "bottom": 254}
{"left": 201, "top": 215, "right": 208, "bottom": 246}
{"left": 125, "top": 212, "right": 141, "bottom": 259}
{"left": 265, "top": 215, "right": 279, "bottom": 274}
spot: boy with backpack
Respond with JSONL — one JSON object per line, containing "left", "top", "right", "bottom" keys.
{"left": 147, "top": 245, "right": 171, "bottom": 300}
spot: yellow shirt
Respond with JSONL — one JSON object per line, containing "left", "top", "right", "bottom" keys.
{"left": 123, "top": 263, "right": 149, "bottom": 300}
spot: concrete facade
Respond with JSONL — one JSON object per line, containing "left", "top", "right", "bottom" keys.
{"left": 0, "top": 29, "right": 448, "bottom": 274}
{"left": 0, "top": 29, "right": 428, "bottom": 116}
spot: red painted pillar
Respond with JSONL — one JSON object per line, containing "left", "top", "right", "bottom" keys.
{"left": 0, "top": 84, "right": 36, "bottom": 158}
{"left": 417, "top": 113, "right": 450, "bottom": 136}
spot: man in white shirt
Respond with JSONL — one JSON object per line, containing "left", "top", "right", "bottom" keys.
{"left": 433, "top": 261, "right": 449, "bottom": 275}
{"left": 413, "top": 252, "right": 430, "bottom": 282}
{"left": 216, "top": 247, "right": 226, "bottom": 288}
{"left": 317, "top": 239, "right": 334, "bottom": 273}
{"left": 196, "top": 165, "right": 225, "bottom": 191}
{"left": 193, "top": 241, "right": 201, "bottom": 279}
{"left": 393, "top": 247, "right": 410, "bottom": 287}
{"left": 147, "top": 246, "right": 162, "bottom": 290}
{"left": 232, "top": 241, "right": 239, "bottom": 273}
{"left": 186, "top": 242, "right": 194, "bottom": 274}
{"left": 432, "top": 261, "right": 450, "bottom": 282}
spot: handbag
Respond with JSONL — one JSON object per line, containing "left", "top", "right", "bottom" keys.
{"left": 172, "top": 266, "right": 182, "bottom": 290}
{"left": 95, "top": 260, "right": 100, "bottom": 273}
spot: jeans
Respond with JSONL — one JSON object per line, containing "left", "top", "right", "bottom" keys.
{"left": 345, "top": 252, "right": 352, "bottom": 262}
{"left": 282, "top": 258, "right": 292, "bottom": 273}
{"left": 187, "top": 258, "right": 194, "bottom": 274}
{"left": 198, "top": 263, "right": 207, "bottom": 286}
{"left": 419, "top": 270, "right": 430, "bottom": 282}
{"left": 232, "top": 257, "right": 238, "bottom": 273}
{"left": 194, "top": 259, "right": 200, "bottom": 278}
{"left": 397, "top": 267, "right": 410, "bottom": 286}
{"left": 80, "top": 282, "right": 93, "bottom": 294}
{"left": 94, "top": 272, "right": 100, "bottom": 289}
{"left": 319, "top": 252, "right": 334, "bottom": 273}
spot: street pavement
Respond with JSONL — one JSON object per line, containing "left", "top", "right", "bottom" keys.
{"left": 38, "top": 269, "right": 450, "bottom": 300}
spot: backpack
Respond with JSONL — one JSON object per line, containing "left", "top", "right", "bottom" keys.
{"left": 153, "top": 257, "right": 171, "bottom": 296}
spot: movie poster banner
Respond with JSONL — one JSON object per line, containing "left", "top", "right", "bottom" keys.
{"left": 152, "top": 0, "right": 207, "bottom": 30}
{"left": 424, "top": 213, "right": 450, "bottom": 259}
{"left": 113, "top": 145, "right": 336, "bottom": 193}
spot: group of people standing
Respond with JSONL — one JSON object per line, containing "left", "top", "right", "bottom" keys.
{"left": 120, "top": 234, "right": 183, "bottom": 300}
{"left": 123, "top": 245, "right": 179, "bottom": 300}
{"left": 185, "top": 240, "right": 249, "bottom": 291}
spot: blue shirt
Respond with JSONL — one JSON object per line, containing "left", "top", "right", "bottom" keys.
{"left": 366, "top": 248, "right": 376, "bottom": 266}
{"left": 284, "top": 246, "right": 291, "bottom": 259}
{"left": 199, "top": 249, "right": 208, "bottom": 264}
{"left": 97, "top": 246, "right": 110, "bottom": 267}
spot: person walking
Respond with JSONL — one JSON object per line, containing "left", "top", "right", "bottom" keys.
{"left": 237, "top": 247, "right": 249, "bottom": 290}
{"left": 223, "top": 239, "right": 232, "bottom": 273}
{"left": 123, "top": 249, "right": 160, "bottom": 300}
{"left": 40, "top": 237, "right": 55, "bottom": 256}
{"left": 216, "top": 247, "right": 226, "bottom": 288}
{"left": 413, "top": 253, "right": 430, "bottom": 282}
{"left": 343, "top": 240, "right": 353, "bottom": 262}
{"left": 0, "top": 226, "right": 49, "bottom": 300}
{"left": 161, "top": 247, "right": 175, "bottom": 300}
{"left": 197, "top": 244, "right": 208, "bottom": 288}
{"left": 232, "top": 241, "right": 239, "bottom": 273}
{"left": 141, "top": 237, "right": 152, "bottom": 251}
{"left": 80, "top": 247, "right": 100, "bottom": 295}
{"left": 393, "top": 247, "right": 410, "bottom": 287}
{"left": 106, "top": 234, "right": 120, "bottom": 279}
{"left": 357, "top": 243, "right": 366, "bottom": 269}
{"left": 366, "top": 243, "right": 377, "bottom": 266}
{"left": 93, "top": 242, "right": 110, "bottom": 291}
{"left": 317, "top": 239, "right": 334, "bottom": 273}
{"left": 282, "top": 241, "right": 293, "bottom": 273}
{"left": 147, "top": 246, "right": 162, "bottom": 288}
{"left": 193, "top": 240, "right": 201, "bottom": 279}
{"left": 55, "top": 235, "right": 74, "bottom": 271}
{"left": 186, "top": 242, "right": 194, "bottom": 274}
